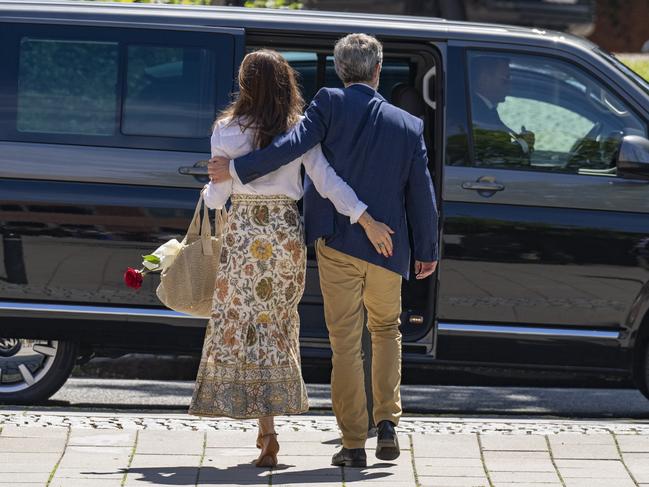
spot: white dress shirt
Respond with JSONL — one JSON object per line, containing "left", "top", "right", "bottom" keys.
{"left": 203, "top": 116, "right": 367, "bottom": 223}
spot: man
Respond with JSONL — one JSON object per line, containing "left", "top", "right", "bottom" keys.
{"left": 470, "top": 55, "right": 535, "bottom": 164}
{"left": 209, "top": 34, "right": 438, "bottom": 468}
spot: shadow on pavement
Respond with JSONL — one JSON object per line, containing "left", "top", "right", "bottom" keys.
{"left": 104, "top": 464, "right": 391, "bottom": 484}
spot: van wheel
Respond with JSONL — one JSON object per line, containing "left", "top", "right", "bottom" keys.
{"left": 0, "top": 338, "right": 78, "bottom": 404}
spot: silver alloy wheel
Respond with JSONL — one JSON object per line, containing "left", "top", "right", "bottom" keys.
{"left": 0, "top": 339, "right": 59, "bottom": 393}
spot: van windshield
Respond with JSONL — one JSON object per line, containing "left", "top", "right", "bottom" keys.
{"left": 595, "top": 48, "right": 649, "bottom": 97}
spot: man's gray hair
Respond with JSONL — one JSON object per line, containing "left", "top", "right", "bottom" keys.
{"left": 333, "top": 33, "right": 383, "bottom": 84}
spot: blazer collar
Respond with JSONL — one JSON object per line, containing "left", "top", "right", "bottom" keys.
{"left": 347, "top": 83, "right": 386, "bottom": 102}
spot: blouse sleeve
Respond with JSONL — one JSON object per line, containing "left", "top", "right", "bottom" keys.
{"left": 202, "top": 124, "right": 233, "bottom": 210}
{"left": 301, "top": 143, "right": 367, "bottom": 224}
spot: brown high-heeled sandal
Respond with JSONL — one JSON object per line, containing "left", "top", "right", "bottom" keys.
{"left": 255, "top": 432, "right": 279, "bottom": 468}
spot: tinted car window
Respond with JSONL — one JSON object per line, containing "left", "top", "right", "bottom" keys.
{"left": 279, "top": 51, "right": 412, "bottom": 103}
{"left": 17, "top": 37, "right": 118, "bottom": 136}
{"left": 122, "top": 45, "right": 216, "bottom": 138}
{"left": 465, "top": 51, "right": 647, "bottom": 175}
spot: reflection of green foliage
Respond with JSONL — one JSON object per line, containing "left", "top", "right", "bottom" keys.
{"left": 18, "top": 39, "right": 118, "bottom": 135}
{"left": 472, "top": 127, "right": 528, "bottom": 167}
{"left": 85, "top": 0, "right": 304, "bottom": 6}
{"left": 244, "top": 0, "right": 303, "bottom": 8}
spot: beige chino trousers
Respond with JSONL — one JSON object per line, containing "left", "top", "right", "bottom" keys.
{"left": 316, "top": 238, "right": 403, "bottom": 449}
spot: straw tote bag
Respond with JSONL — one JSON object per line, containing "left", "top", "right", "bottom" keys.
{"left": 156, "top": 188, "right": 227, "bottom": 317}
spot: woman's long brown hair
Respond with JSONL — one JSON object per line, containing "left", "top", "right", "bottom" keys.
{"left": 217, "top": 49, "right": 304, "bottom": 149}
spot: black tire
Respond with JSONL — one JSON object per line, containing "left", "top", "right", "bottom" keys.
{"left": 0, "top": 339, "right": 78, "bottom": 404}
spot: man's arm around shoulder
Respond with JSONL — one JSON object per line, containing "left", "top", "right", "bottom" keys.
{"left": 231, "top": 88, "right": 334, "bottom": 185}
{"left": 405, "top": 119, "right": 439, "bottom": 279}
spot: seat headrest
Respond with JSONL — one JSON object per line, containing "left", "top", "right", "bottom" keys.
{"left": 391, "top": 83, "right": 426, "bottom": 118}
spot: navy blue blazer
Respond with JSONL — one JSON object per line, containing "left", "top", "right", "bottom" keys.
{"left": 233, "top": 84, "right": 439, "bottom": 279}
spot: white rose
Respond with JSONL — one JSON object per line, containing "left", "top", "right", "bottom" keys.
{"left": 142, "top": 239, "right": 182, "bottom": 271}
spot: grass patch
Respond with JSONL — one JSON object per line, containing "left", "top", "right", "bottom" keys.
{"left": 618, "top": 57, "right": 649, "bottom": 81}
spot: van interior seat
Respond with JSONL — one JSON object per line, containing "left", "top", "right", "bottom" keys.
{"left": 390, "top": 82, "right": 425, "bottom": 119}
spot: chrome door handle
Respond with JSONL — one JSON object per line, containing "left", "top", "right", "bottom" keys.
{"left": 461, "top": 181, "right": 505, "bottom": 191}
{"left": 178, "top": 160, "right": 209, "bottom": 176}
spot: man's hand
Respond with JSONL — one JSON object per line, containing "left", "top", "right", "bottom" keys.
{"left": 207, "top": 156, "right": 231, "bottom": 183}
{"left": 358, "top": 211, "right": 394, "bottom": 258}
{"left": 414, "top": 260, "right": 437, "bottom": 279}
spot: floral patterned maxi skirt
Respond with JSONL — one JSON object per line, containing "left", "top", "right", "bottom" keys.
{"left": 188, "top": 194, "right": 309, "bottom": 419}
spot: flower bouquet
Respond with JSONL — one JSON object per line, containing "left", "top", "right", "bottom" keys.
{"left": 123, "top": 239, "right": 183, "bottom": 290}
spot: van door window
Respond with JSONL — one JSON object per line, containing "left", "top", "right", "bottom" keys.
{"left": 17, "top": 38, "right": 118, "bottom": 136}
{"left": 122, "top": 45, "right": 216, "bottom": 138}
{"left": 277, "top": 50, "right": 414, "bottom": 104}
{"left": 464, "top": 51, "right": 647, "bottom": 175}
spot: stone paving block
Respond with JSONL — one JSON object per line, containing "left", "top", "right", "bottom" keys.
{"left": 52, "top": 467, "right": 125, "bottom": 479}
{"left": 412, "top": 434, "right": 481, "bottom": 458}
{"left": 199, "top": 466, "right": 271, "bottom": 484}
{"left": 0, "top": 451, "right": 60, "bottom": 469}
{"left": 492, "top": 483, "right": 562, "bottom": 487}
{"left": 268, "top": 455, "right": 344, "bottom": 478}
{"left": 266, "top": 440, "right": 338, "bottom": 456}
{"left": 489, "top": 471, "right": 561, "bottom": 483}
{"left": 0, "top": 484, "right": 44, "bottom": 487}
{"left": 619, "top": 455, "right": 649, "bottom": 483}
{"left": 483, "top": 452, "right": 554, "bottom": 473}
{"left": 479, "top": 434, "right": 548, "bottom": 451}
{"left": 205, "top": 446, "right": 260, "bottom": 459}
{"left": 483, "top": 450, "right": 551, "bottom": 461}
{"left": 555, "top": 459, "right": 630, "bottom": 478}
{"left": 58, "top": 445, "right": 131, "bottom": 469}
{"left": 345, "top": 452, "right": 414, "bottom": 483}
{"left": 343, "top": 483, "right": 415, "bottom": 487}
{"left": 617, "top": 435, "right": 649, "bottom": 452}
{"left": 418, "top": 476, "right": 489, "bottom": 486}
{"left": 126, "top": 469, "right": 198, "bottom": 485}
{"left": 0, "top": 425, "right": 68, "bottom": 438}
{"left": 563, "top": 477, "right": 636, "bottom": 487}
{"left": 129, "top": 452, "right": 201, "bottom": 468}
{"left": 269, "top": 483, "right": 342, "bottom": 487}
{"left": 552, "top": 433, "right": 614, "bottom": 444}
{"left": 416, "top": 464, "right": 486, "bottom": 477}
{"left": 0, "top": 436, "right": 66, "bottom": 453}
{"left": 0, "top": 471, "right": 53, "bottom": 483}
{"left": 416, "top": 457, "right": 484, "bottom": 468}
{"left": 550, "top": 442, "right": 620, "bottom": 460}
{"left": 272, "top": 431, "right": 341, "bottom": 443}
{"left": 137, "top": 429, "right": 203, "bottom": 455}
{"left": 199, "top": 454, "right": 271, "bottom": 482}
{"left": 205, "top": 429, "right": 258, "bottom": 448}
{"left": 50, "top": 478, "right": 123, "bottom": 487}
{"left": 68, "top": 428, "right": 136, "bottom": 447}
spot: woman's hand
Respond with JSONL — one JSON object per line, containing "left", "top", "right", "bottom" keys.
{"left": 358, "top": 211, "right": 394, "bottom": 258}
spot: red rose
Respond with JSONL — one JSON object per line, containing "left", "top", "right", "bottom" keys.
{"left": 124, "top": 267, "right": 143, "bottom": 289}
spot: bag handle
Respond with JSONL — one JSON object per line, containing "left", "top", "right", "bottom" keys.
{"left": 186, "top": 188, "right": 228, "bottom": 256}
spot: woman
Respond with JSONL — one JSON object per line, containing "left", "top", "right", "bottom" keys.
{"left": 188, "top": 49, "right": 392, "bottom": 468}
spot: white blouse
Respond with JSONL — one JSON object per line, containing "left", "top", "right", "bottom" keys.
{"left": 202, "top": 117, "right": 367, "bottom": 223}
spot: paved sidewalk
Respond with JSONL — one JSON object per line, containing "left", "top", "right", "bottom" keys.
{"left": 2, "top": 410, "right": 649, "bottom": 486}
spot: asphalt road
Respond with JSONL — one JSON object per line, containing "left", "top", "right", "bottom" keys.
{"left": 40, "top": 378, "right": 649, "bottom": 420}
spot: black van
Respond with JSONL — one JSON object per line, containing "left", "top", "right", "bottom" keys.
{"left": 2, "top": 0, "right": 649, "bottom": 404}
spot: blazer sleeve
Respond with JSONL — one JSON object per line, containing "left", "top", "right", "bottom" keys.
{"left": 301, "top": 143, "right": 367, "bottom": 224}
{"left": 232, "top": 88, "right": 332, "bottom": 185}
{"left": 405, "top": 120, "right": 439, "bottom": 262}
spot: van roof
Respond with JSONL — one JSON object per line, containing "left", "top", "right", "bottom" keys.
{"left": 0, "top": 0, "right": 598, "bottom": 53}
